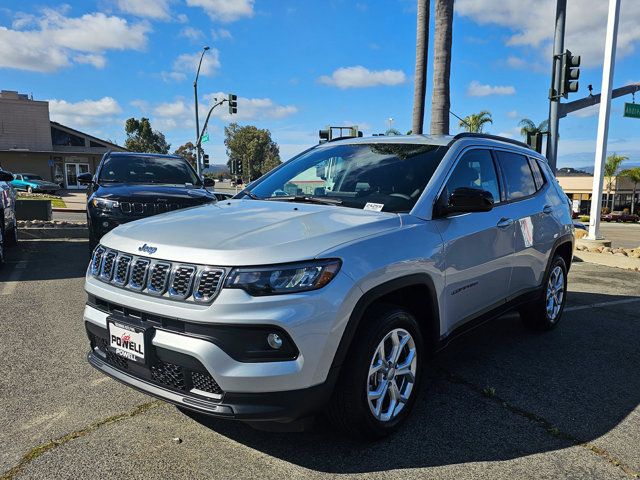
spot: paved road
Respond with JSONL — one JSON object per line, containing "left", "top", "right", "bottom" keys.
{"left": 1, "top": 240, "right": 639, "bottom": 479}
{"left": 598, "top": 223, "right": 640, "bottom": 249}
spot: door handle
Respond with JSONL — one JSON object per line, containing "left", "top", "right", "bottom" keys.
{"left": 543, "top": 205, "right": 553, "bottom": 214}
{"left": 497, "top": 217, "right": 514, "bottom": 228}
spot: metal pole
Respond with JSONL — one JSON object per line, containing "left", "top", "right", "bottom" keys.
{"left": 546, "top": 0, "right": 566, "bottom": 172}
{"left": 193, "top": 47, "right": 209, "bottom": 175}
{"left": 587, "top": 0, "right": 621, "bottom": 240}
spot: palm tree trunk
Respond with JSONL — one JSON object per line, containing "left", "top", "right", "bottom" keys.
{"left": 631, "top": 185, "right": 636, "bottom": 214}
{"left": 412, "top": 0, "right": 430, "bottom": 135}
{"left": 430, "top": 0, "right": 454, "bottom": 135}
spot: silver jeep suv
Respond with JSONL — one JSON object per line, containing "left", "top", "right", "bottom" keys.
{"left": 84, "top": 133, "right": 574, "bottom": 438}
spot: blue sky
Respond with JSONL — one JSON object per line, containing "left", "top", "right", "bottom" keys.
{"left": 1, "top": 0, "right": 639, "bottom": 168}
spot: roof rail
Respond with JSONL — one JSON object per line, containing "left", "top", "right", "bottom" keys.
{"left": 451, "top": 132, "right": 532, "bottom": 150}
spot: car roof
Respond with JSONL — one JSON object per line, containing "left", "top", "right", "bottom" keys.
{"left": 107, "top": 152, "right": 184, "bottom": 160}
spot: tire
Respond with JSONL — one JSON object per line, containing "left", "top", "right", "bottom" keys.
{"left": 327, "top": 304, "right": 424, "bottom": 439}
{"left": 26, "top": 186, "right": 33, "bottom": 194}
{"left": 0, "top": 218, "right": 5, "bottom": 268}
{"left": 5, "top": 222, "right": 17, "bottom": 247}
{"left": 520, "top": 255, "right": 568, "bottom": 331}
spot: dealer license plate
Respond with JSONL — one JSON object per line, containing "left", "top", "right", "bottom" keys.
{"left": 108, "top": 321, "right": 145, "bottom": 362}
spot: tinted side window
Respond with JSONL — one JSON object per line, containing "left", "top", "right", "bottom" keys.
{"left": 528, "top": 158, "right": 546, "bottom": 190}
{"left": 496, "top": 151, "right": 537, "bottom": 200}
{"left": 445, "top": 149, "right": 500, "bottom": 204}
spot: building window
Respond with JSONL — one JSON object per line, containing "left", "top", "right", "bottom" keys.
{"left": 51, "top": 127, "right": 85, "bottom": 147}
{"left": 90, "top": 140, "right": 107, "bottom": 148}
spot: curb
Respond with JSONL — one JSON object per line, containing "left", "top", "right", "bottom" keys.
{"left": 52, "top": 207, "right": 86, "bottom": 213}
{"left": 574, "top": 251, "right": 640, "bottom": 272}
{"left": 18, "top": 227, "right": 88, "bottom": 240}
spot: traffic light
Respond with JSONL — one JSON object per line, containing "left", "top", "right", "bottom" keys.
{"left": 203, "top": 154, "right": 210, "bottom": 168}
{"left": 319, "top": 129, "right": 330, "bottom": 143}
{"left": 560, "top": 50, "right": 580, "bottom": 98}
{"left": 526, "top": 132, "right": 544, "bottom": 154}
{"left": 228, "top": 94, "right": 238, "bottom": 114}
{"left": 231, "top": 159, "right": 242, "bottom": 175}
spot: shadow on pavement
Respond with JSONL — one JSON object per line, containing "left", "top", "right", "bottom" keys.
{"left": 184, "top": 291, "right": 640, "bottom": 474}
{"left": 0, "top": 239, "right": 89, "bottom": 283}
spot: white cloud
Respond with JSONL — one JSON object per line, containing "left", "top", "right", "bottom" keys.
{"left": 204, "top": 92, "right": 298, "bottom": 121}
{"left": 318, "top": 66, "right": 407, "bottom": 89}
{"left": 179, "top": 26, "right": 205, "bottom": 41}
{"left": 568, "top": 104, "right": 600, "bottom": 118}
{"left": 467, "top": 80, "right": 516, "bottom": 97}
{"left": 0, "top": 9, "right": 150, "bottom": 72}
{"left": 211, "top": 28, "right": 232, "bottom": 40}
{"left": 116, "top": 0, "right": 170, "bottom": 19}
{"left": 148, "top": 94, "right": 298, "bottom": 132}
{"left": 456, "top": 0, "right": 640, "bottom": 68}
{"left": 74, "top": 53, "right": 107, "bottom": 68}
{"left": 507, "top": 110, "right": 518, "bottom": 119}
{"left": 161, "top": 49, "right": 221, "bottom": 82}
{"left": 186, "top": 0, "right": 254, "bottom": 22}
{"left": 49, "top": 97, "right": 122, "bottom": 127}
{"left": 506, "top": 55, "right": 526, "bottom": 69}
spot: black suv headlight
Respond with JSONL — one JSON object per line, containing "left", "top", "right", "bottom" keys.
{"left": 91, "top": 197, "right": 119, "bottom": 211}
{"left": 225, "top": 259, "right": 341, "bottom": 296}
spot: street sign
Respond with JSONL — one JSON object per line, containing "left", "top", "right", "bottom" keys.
{"left": 201, "top": 132, "right": 210, "bottom": 143}
{"left": 624, "top": 102, "right": 640, "bottom": 119}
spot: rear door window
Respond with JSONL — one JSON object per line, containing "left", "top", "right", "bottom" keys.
{"left": 496, "top": 151, "right": 537, "bottom": 201}
{"left": 528, "top": 158, "right": 546, "bottom": 190}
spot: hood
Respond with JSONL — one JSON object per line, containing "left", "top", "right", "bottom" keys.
{"left": 101, "top": 199, "right": 401, "bottom": 266}
{"left": 95, "top": 183, "right": 213, "bottom": 202}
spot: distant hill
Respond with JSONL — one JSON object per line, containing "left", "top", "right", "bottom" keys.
{"left": 571, "top": 161, "right": 640, "bottom": 175}
{"left": 203, "top": 164, "right": 229, "bottom": 175}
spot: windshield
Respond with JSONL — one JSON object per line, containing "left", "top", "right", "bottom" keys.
{"left": 245, "top": 143, "right": 449, "bottom": 213}
{"left": 23, "top": 175, "right": 43, "bottom": 181}
{"left": 98, "top": 155, "right": 200, "bottom": 185}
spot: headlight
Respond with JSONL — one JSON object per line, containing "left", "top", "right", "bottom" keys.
{"left": 91, "top": 197, "right": 119, "bottom": 210}
{"left": 225, "top": 259, "right": 341, "bottom": 296}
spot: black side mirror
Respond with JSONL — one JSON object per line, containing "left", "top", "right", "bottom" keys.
{"left": 203, "top": 177, "right": 215, "bottom": 187}
{"left": 0, "top": 171, "right": 14, "bottom": 182}
{"left": 437, "top": 187, "right": 494, "bottom": 216}
{"left": 78, "top": 173, "right": 93, "bottom": 185}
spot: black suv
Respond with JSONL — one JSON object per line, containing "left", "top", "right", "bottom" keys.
{"left": 79, "top": 152, "right": 216, "bottom": 251}
{"left": 0, "top": 169, "right": 18, "bottom": 267}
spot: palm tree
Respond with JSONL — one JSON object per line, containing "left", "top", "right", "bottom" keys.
{"left": 518, "top": 118, "right": 549, "bottom": 138}
{"left": 604, "top": 153, "right": 627, "bottom": 211}
{"left": 620, "top": 167, "right": 640, "bottom": 214}
{"left": 411, "top": 0, "right": 430, "bottom": 135}
{"left": 430, "top": 0, "right": 454, "bottom": 135}
{"left": 459, "top": 111, "right": 493, "bottom": 133}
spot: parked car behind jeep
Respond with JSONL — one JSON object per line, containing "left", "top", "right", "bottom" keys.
{"left": 81, "top": 152, "right": 217, "bottom": 251}
{"left": 0, "top": 169, "right": 18, "bottom": 267}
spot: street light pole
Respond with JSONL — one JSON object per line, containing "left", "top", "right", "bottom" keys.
{"left": 546, "top": 0, "right": 566, "bottom": 173}
{"left": 193, "top": 46, "right": 210, "bottom": 175}
{"left": 587, "top": 0, "right": 621, "bottom": 241}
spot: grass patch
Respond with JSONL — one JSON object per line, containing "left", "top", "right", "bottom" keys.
{"left": 16, "top": 194, "right": 66, "bottom": 208}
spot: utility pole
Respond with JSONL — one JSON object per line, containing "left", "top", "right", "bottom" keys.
{"left": 546, "top": 0, "right": 566, "bottom": 172}
{"left": 587, "top": 0, "right": 621, "bottom": 241}
{"left": 193, "top": 46, "right": 210, "bottom": 175}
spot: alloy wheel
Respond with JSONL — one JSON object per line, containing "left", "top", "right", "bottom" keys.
{"left": 546, "top": 265, "right": 565, "bottom": 321}
{"left": 366, "top": 328, "right": 417, "bottom": 422}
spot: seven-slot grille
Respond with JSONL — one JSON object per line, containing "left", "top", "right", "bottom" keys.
{"left": 89, "top": 246, "right": 225, "bottom": 303}
{"left": 120, "top": 201, "right": 185, "bottom": 215}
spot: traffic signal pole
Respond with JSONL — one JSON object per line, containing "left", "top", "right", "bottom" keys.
{"left": 546, "top": 0, "right": 566, "bottom": 173}
{"left": 587, "top": 0, "right": 621, "bottom": 241}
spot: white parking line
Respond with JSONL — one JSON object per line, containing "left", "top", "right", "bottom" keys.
{"left": 565, "top": 297, "right": 640, "bottom": 312}
{"left": 0, "top": 261, "right": 28, "bottom": 296}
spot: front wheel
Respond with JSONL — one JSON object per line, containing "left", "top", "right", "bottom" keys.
{"left": 327, "top": 304, "right": 423, "bottom": 439}
{"left": 520, "top": 255, "right": 568, "bottom": 331}
{"left": 26, "top": 186, "right": 33, "bottom": 194}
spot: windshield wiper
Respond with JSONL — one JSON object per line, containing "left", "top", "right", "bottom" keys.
{"left": 238, "top": 188, "right": 262, "bottom": 200}
{"left": 263, "top": 195, "right": 343, "bottom": 206}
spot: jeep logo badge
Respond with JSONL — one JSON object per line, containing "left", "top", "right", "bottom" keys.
{"left": 138, "top": 243, "right": 157, "bottom": 254}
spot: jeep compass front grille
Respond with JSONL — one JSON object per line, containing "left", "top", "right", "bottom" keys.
{"left": 89, "top": 246, "right": 226, "bottom": 304}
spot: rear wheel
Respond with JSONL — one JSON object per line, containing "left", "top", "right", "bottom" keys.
{"left": 26, "top": 186, "right": 33, "bottom": 194}
{"left": 5, "top": 221, "right": 18, "bottom": 247}
{"left": 520, "top": 255, "right": 568, "bottom": 330}
{"left": 327, "top": 304, "right": 423, "bottom": 439}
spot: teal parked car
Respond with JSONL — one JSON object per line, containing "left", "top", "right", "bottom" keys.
{"left": 11, "top": 173, "right": 60, "bottom": 194}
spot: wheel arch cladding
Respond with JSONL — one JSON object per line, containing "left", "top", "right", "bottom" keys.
{"left": 331, "top": 274, "right": 440, "bottom": 368}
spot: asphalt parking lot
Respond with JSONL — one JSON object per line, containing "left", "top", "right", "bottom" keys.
{"left": 1, "top": 239, "right": 639, "bottom": 480}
